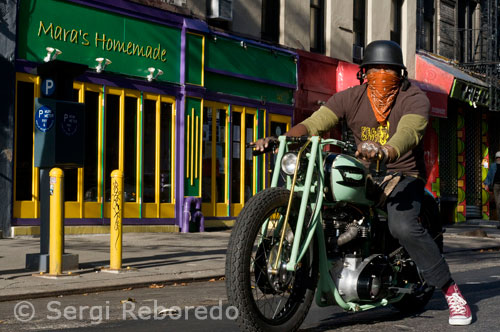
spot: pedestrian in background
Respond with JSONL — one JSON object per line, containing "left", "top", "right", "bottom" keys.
{"left": 485, "top": 151, "right": 500, "bottom": 220}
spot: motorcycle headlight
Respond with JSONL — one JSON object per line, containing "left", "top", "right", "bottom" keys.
{"left": 281, "top": 153, "right": 298, "bottom": 175}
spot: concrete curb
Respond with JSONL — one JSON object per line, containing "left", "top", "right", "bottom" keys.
{"left": 453, "top": 219, "right": 500, "bottom": 228}
{"left": 0, "top": 272, "right": 225, "bottom": 303}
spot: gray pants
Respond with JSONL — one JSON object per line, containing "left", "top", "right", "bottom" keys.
{"left": 386, "top": 176, "right": 451, "bottom": 289}
{"left": 494, "top": 184, "right": 500, "bottom": 220}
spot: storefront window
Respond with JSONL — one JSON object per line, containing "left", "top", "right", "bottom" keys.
{"left": 104, "top": 94, "right": 120, "bottom": 202}
{"left": 160, "top": 102, "right": 173, "bottom": 203}
{"left": 15, "top": 80, "right": 34, "bottom": 201}
{"left": 216, "top": 109, "right": 226, "bottom": 203}
{"left": 64, "top": 89, "right": 81, "bottom": 202}
{"left": 202, "top": 106, "right": 213, "bottom": 204}
{"left": 244, "top": 113, "right": 255, "bottom": 202}
{"left": 83, "top": 90, "right": 99, "bottom": 202}
{"left": 124, "top": 96, "right": 138, "bottom": 202}
{"left": 143, "top": 99, "right": 156, "bottom": 203}
{"left": 231, "top": 112, "right": 241, "bottom": 204}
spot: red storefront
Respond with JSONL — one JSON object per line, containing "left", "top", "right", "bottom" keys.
{"left": 415, "top": 53, "right": 492, "bottom": 222}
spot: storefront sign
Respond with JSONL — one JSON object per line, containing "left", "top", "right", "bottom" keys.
{"left": 450, "top": 79, "right": 490, "bottom": 108}
{"left": 18, "top": 0, "right": 181, "bottom": 83}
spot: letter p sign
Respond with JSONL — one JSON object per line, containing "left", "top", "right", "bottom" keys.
{"left": 42, "top": 79, "right": 55, "bottom": 97}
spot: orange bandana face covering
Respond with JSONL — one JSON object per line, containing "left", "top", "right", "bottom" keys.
{"left": 366, "top": 69, "right": 401, "bottom": 125}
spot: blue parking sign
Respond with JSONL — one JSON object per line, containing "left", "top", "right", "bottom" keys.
{"left": 35, "top": 105, "right": 55, "bottom": 132}
{"left": 41, "top": 79, "right": 55, "bottom": 97}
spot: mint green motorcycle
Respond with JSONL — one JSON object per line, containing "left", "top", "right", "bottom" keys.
{"left": 225, "top": 136, "right": 442, "bottom": 332}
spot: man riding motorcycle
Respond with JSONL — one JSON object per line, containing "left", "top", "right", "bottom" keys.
{"left": 253, "top": 40, "right": 471, "bottom": 326}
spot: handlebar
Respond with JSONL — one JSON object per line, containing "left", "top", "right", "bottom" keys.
{"left": 247, "top": 136, "right": 357, "bottom": 156}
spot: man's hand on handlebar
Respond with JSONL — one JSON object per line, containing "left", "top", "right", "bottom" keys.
{"left": 355, "top": 141, "right": 397, "bottom": 163}
{"left": 247, "top": 136, "right": 279, "bottom": 155}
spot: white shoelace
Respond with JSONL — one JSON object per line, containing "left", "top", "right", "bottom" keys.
{"left": 446, "top": 293, "right": 468, "bottom": 315}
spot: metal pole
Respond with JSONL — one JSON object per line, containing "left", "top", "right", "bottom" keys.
{"left": 49, "top": 168, "right": 64, "bottom": 275}
{"left": 110, "top": 169, "right": 123, "bottom": 270}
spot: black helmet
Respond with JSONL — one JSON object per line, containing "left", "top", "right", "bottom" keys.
{"left": 360, "top": 40, "right": 406, "bottom": 69}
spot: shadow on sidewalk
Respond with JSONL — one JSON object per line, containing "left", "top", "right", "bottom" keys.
{"left": 78, "top": 248, "right": 227, "bottom": 270}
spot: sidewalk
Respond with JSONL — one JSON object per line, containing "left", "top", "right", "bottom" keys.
{"left": 1, "top": 222, "right": 499, "bottom": 302}
{"left": 0, "top": 231, "right": 231, "bottom": 302}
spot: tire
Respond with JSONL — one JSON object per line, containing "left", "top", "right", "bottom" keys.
{"left": 392, "top": 194, "right": 441, "bottom": 313}
{"left": 225, "top": 187, "right": 318, "bottom": 332}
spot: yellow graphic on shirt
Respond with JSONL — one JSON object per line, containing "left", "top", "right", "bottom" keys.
{"left": 360, "top": 122, "right": 390, "bottom": 145}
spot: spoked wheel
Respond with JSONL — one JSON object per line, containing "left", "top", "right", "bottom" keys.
{"left": 226, "top": 187, "right": 318, "bottom": 332}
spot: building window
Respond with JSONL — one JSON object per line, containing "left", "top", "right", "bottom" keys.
{"left": 310, "top": 0, "right": 325, "bottom": 53}
{"left": 262, "top": 0, "right": 280, "bottom": 42}
{"left": 353, "top": 0, "right": 366, "bottom": 63}
{"left": 423, "top": 0, "right": 434, "bottom": 52}
{"left": 391, "top": 0, "right": 402, "bottom": 45}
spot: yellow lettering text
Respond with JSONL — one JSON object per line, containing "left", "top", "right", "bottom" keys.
{"left": 145, "top": 46, "right": 152, "bottom": 58}
{"left": 126, "top": 42, "right": 133, "bottom": 55}
{"left": 81, "top": 32, "right": 89, "bottom": 46}
{"left": 54, "top": 26, "right": 63, "bottom": 40}
{"left": 106, "top": 39, "right": 113, "bottom": 51}
{"left": 113, "top": 40, "right": 126, "bottom": 53}
{"left": 63, "top": 29, "right": 71, "bottom": 41}
{"left": 70, "top": 29, "right": 78, "bottom": 44}
{"left": 153, "top": 44, "right": 160, "bottom": 60}
{"left": 95, "top": 33, "right": 106, "bottom": 49}
{"left": 38, "top": 21, "right": 54, "bottom": 38}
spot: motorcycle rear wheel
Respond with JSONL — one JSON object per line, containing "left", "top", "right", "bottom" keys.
{"left": 225, "top": 187, "right": 318, "bottom": 332}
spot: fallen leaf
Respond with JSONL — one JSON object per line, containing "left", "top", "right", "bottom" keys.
{"left": 219, "top": 277, "right": 225, "bottom": 281}
{"left": 122, "top": 287, "right": 132, "bottom": 291}
{"left": 209, "top": 278, "right": 216, "bottom": 282}
{"left": 120, "top": 297, "right": 136, "bottom": 304}
{"left": 83, "top": 293, "right": 88, "bottom": 296}
{"left": 180, "top": 283, "right": 187, "bottom": 286}
{"left": 149, "top": 284, "right": 165, "bottom": 289}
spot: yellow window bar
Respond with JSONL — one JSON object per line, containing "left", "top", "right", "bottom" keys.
{"left": 13, "top": 73, "right": 40, "bottom": 218}
{"left": 191, "top": 108, "right": 195, "bottom": 186}
{"left": 160, "top": 95, "right": 176, "bottom": 204}
{"left": 186, "top": 112, "right": 190, "bottom": 181}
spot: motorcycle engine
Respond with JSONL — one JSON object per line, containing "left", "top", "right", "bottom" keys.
{"left": 323, "top": 203, "right": 369, "bottom": 257}
{"left": 323, "top": 204, "right": 393, "bottom": 303}
{"left": 330, "top": 254, "right": 393, "bottom": 302}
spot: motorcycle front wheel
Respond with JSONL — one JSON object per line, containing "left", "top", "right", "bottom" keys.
{"left": 225, "top": 187, "right": 318, "bottom": 332}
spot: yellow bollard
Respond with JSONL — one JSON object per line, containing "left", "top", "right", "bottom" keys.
{"left": 110, "top": 169, "right": 123, "bottom": 270}
{"left": 49, "top": 168, "right": 64, "bottom": 275}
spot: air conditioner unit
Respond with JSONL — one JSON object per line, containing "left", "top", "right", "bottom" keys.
{"left": 208, "top": 0, "right": 233, "bottom": 21}
{"left": 353, "top": 44, "right": 364, "bottom": 63}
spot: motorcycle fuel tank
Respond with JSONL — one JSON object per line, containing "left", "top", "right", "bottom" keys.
{"left": 325, "top": 154, "right": 374, "bottom": 206}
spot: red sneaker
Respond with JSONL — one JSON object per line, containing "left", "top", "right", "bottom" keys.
{"left": 444, "top": 284, "right": 472, "bottom": 325}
